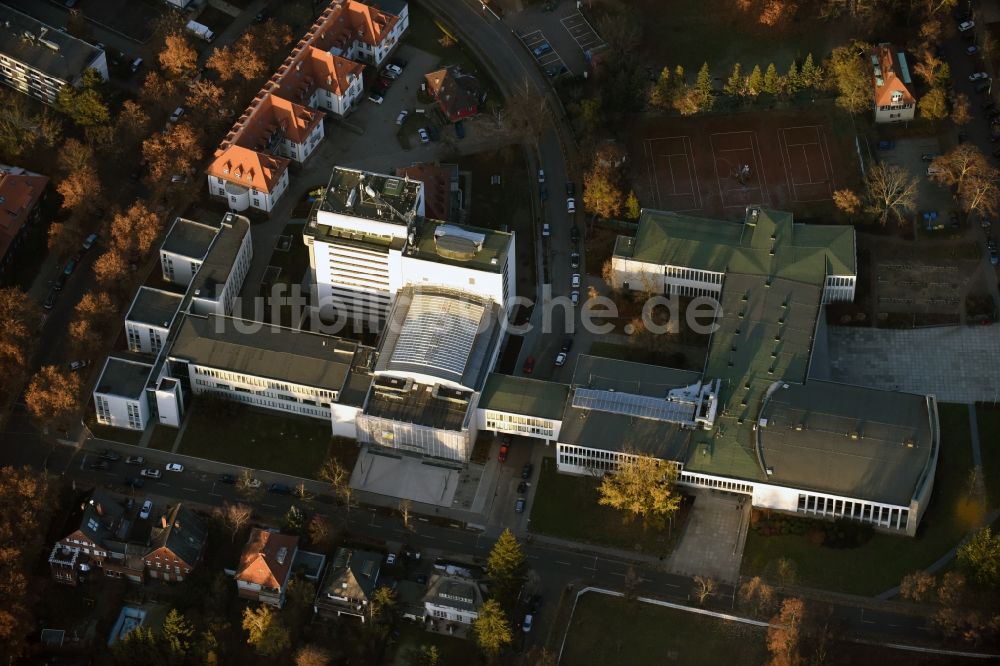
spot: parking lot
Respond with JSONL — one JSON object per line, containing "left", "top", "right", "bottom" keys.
{"left": 875, "top": 137, "right": 954, "bottom": 227}
{"left": 519, "top": 29, "right": 569, "bottom": 77}
{"left": 560, "top": 11, "right": 605, "bottom": 54}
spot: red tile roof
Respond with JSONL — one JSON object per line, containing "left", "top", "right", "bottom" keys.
{"left": 0, "top": 166, "right": 47, "bottom": 264}
{"left": 236, "top": 528, "right": 299, "bottom": 590}
{"left": 345, "top": 0, "right": 399, "bottom": 47}
{"left": 872, "top": 43, "right": 915, "bottom": 108}
{"left": 207, "top": 144, "right": 290, "bottom": 194}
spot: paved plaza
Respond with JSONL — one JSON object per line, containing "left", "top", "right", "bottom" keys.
{"left": 667, "top": 489, "right": 749, "bottom": 584}
{"left": 825, "top": 325, "right": 1000, "bottom": 404}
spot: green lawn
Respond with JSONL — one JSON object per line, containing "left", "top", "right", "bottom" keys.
{"left": 146, "top": 425, "right": 177, "bottom": 452}
{"left": 742, "top": 403, "right": 978, "bottom": 595}
{"left": 387, "top": 622, "right": 479, "bottom": 666}
{"left": 175, "top": 401, "right": 359, "bottom": 479}
{"left": 529, "top": 458, "right": 684, "bottom": 556}
{"left": 562, "top": 594, "right": 766, "bottom": 666}
{"left": 976, "top": 403, "right": 1000, "bottom": 509}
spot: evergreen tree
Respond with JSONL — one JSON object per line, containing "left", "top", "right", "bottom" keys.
{"left": 649, "top": 66, "right": 673, "bottom": 109}
{"left": 724, "top": 62, "right": 744, "bottom": 97}
{"left": 783, "top": 60, "right": 801, "bottom": 94}
{"left": 800, "top": 53, "right": 820, "bottom": 89}
{"left": 746, "top": 64, "right": 764, "bottom": 97}
{"left": 161, "top": 609, "right": 194, "bottom": 661}
{"left": 695, "top": 62, "right": 715, "bottom": 111}
{"left": 625, "top": 191, "right": 641, "bottom": 220}
{"left": 487, "top": 528, "right": 527, "bottom": 603}
{"left": 674, "top": 64, "right": 685, "bottom": 83}
{"left": 762, "top": 63, "right": 781, "bottom": 95}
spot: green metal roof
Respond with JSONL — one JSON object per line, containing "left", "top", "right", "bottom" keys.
{"left": 479, "top": 373, "right": 569, "bottom": 420}
{"left": 615, "top": 208, "right": 856, "bottom": 283}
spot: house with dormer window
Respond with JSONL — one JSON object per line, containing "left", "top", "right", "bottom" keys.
{"left": 872, "top": 43, "right": 916, "bottom": 123}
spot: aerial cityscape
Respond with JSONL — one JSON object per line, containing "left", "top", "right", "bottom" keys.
{"left": 0, "top": 0, "right": 999, "bottom": 663}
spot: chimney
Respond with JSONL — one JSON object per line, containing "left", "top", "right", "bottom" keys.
{"left": 161, "top": 515, "right": 168, "bottom": 528}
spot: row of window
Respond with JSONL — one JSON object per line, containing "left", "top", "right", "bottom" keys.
{"left": 679, "top": 473, "right": 753, "bottom": 494}
{"left": 665, "top": 265, "right": 724, "bottom": 284}
{"left": 666, "top": 283, "right": 718, "bottom": 298}
{"left": 195, "top": 386, "right": 330, "bottom": 420}
{"left": 826, "top": 276, "right": 854, "bottom": 287}
{"left": 797, "top": 493, "right": 908, "bottom": 530}
{"left": 192, "top": 367, "right": 335, "bottom": 398}
{"left": 126, "top": 402, "right": 143, "bottom": 430}
{"left": 95, "top": 396, "right": 111, "bottom": 424}
{"left": 484, "top": 413, "right": 555, "bottom": 438}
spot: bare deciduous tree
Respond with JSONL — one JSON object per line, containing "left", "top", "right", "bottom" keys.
{"left": 399, "top": 499, "right": 413, "bottom": 530}
{"left": 864, "top": 163, "right": 919, "bottom": 226}
{"left": 221, "top": 502, "right": 253, "bottom": 541}
{"left": 693, "top": 575, "right": 716, "bottom": 604}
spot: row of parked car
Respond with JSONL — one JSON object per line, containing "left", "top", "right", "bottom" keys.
{"left": 368, "top": 57, "right": 408, "bottom": 105}
{"left": 43, "top": 233, "right": 100, "bottom": 310}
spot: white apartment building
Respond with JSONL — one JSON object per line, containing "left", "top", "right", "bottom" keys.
{"left": 207, "top": 147, "right": 291, "bottom": 213}
{"left": 125, "top": 287, "right": 184, "bottom": 355}
{"left": 0, "top": 5, "right": 108, "bottom": 106}
{"left": 338, "top": 0, "right": 409, "bottom": 67}
{"left": 93, "top": 356, "right": 155, "bottom": 431}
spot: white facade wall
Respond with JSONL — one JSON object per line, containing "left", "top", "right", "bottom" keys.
{"left": 273, "top": 121, "right": 325, "bottom": 163}
{"left": 874, "top": 101, "right": 915, "bottom": 124}
{"left": 0, "top": 48, "right": 107, "bottom": 106}
{"left": 94, "top": 392, "right": 149, "bottom": 431}
{"left": 312, "top": 76, "right": 364, "bottom": 116}
{"left": 399, "top": 255, "right": 509, "bottom": 309}
{"left": 186, "top": 364, "right": 337, "bottom": 422}
{"left": 125, "top": 321, "right": 169, "bottom": 355}
{"left": 208, "top": 169, "right": 289, "bottom": 213}
{"left": 479, "top": 409, "right": 561, "bottom": 442}
{"left": 331, "top": 402, "right": 361, "bottom": 438}
{"left": 153, "top": 382, "right": 183, "bottom": 428}
{"left": 822, "top": 275, "right": 856, "bottom": 304}
{"left": 311, "top": 238, "right": 395, "bottom": 321}
{"left": 190, "top": 225, "right": 253, "bottom": 317}
{"left": 425, "top": 602, "right": 477, "bottom": 625}
{"left": 160, "top": 250, "right": 201, "bottom": 286}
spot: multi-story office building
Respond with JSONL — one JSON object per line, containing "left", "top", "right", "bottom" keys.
{"left": 0, "top": 164, "right": 47, "bottom": 278}
{"left": 93, "top": 356, "right": 156, "bottom": 431}
{"left": 124, "top": 287, "right": 185, "bottom": 355}
{"left": 0, "top": 5, "right": 107, "bottom": 106}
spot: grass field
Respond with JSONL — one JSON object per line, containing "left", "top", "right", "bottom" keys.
{"left": 529, "top": 458, "right": 684, "bottom": 556}
{"left": 562, "top": 593, "right": 766, "bottom": 666}
{"left": 387, "top": 623, "right": 478, "bottom": 666}
{"left": 176, "top": 401, "right": 359, "bottom": 479}
{"left": 742, "top": 403, "right": 979, "bottom": 595}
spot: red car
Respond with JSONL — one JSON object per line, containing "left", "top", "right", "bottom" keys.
{"left": 522, "top": 356, "right": 535, "bottom": 375}
{"left": 498, "top": 443, "right": 509, "bottom": 463}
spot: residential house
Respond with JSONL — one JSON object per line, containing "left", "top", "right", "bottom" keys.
{"left": 0, "top": 5, "right": 108, "bottom": 106}
{"left": 314, "top": 547, "right": 382, "bottom": 621}
{"left": 422, "top": 574, "right": 484, "bottom": 625}
{"left": 424, "top": 66, "right": 485, "bottom": 123}
{"left": 236, "top": 528, "right": 299, "bottom": 607}
{"left": 0, "top": 164, "right": 47, "bottom": 277}
{"left": 872, "top": 43, "right": 916, "bottom": 124}
{"left": 49, "top": 490, "right": 206, "bottom": 585}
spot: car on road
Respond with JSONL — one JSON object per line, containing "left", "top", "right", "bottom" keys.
{"left": 515, "top": 497, "right": 526, "bottom": 513}
{"left": 63, "top": 257, "right": 78, "bottom": 277}
{"left": 542, "top": 223, "right": 550, "bottom": 237}
{"left": 992, "top": 248, "right": 999, "bottom": 266}
{"left": 959, "top": 20, "right": 975, "bottom": 32}
{"left": 566, "top": 181, "right": 575, "bottom": 196}
{"left": 454, "top": 120, "right": 466, "bottom": 139}
{"left": 570, "top": 290, "right": 580, "bottom": 306}
{"left": 570, "top": 252, "right": 580, "bottom": 268}
{"left": 539, "top": 182, "right": 547, "bottom": 201}
{"left": 70, "top": 360, "right": 90, "bottom": 371}
{"left": 124, "top": 477, "right": 144, "bottom": 488}
{"left": 877, "top": 140, "right": 895, "bottom": 150}
{"left": 522, "top": 462, "right": 533, "bottom": 479}
{"left": 268, "top": 483, "right": 292, "bottom": 495}
{"left": 570, "top": 226, "right": 579, "bottom": 243}
{"left": 386, "top": 553, "right": 397, "bottom": 565}
{"left": 403, "top": 546, "right": 421, "bottom": 560}
{"left": 382, "top": 68, "right": 398, "bottom": 80}
{"left": 82, "top": 233, "right": 99, "bottom": 250}
{"left": 970, "top": 72, "right": 989, "bottom": 82}
{"left": 537, "top": 169, "right": 545, "bottom": 183}
{"left": 368, "top": 93, "right": 384, "bottom": 104}
{"left": 395, "top": 109, "right": 408, "bottom": 125}
{"left": 523, "top": 614, "right": 533, "bottom": 632}
{"left": 125, "top": 455, "right": 144, "bottom": 466}
{"left": 498, "top": 443, "right": 509, "bottom": 463}
{"left": 140, "top": 468, "right": 161, "bottom": 479}
{"left": 139, "top": 500, "right": 152, "bottom": 520}
{"left": 571, "top": 273, "right": 581, "bottom": 289}
{"left": 566, "top": 197, "right": 575, "bottom": 213}
{"left": 967, "top": 45, "right": 979, "bottom": 55}
{"left": 100, "top": 450, "right": 121, "bottom": 462}
{"left": 43, "top": 288, "right": 57, "bottom": 310}
{"left": 418, "top": 127, "right": 430, "bottom": 144}
{"left": 522, "top": 356, "right": 535, "bottom": 375}
{"left": 88, "top": 461, "right": 109, "bottom": 471}
{"left": 532, "top": 42, "right": 551, "bottom": 58}
{"left": 386, "top": 64, "right": 403, "bottom": 76}
{"left": 165, "top": 463, "right": 184, "bottom": 473}
{"left": 130, "top": 57, "right": 143, "bottom": 73}
{"left": 554, "top": 351, "right": 567, "bottom": 367}
{"left": 517, "top": 480, "right": 528, "bottom": 494}
{"left": 217, "top": 473, "right": 235, "bottom": 484}
{"left": 920, "top": 153, "right": 938, "bottom": 161}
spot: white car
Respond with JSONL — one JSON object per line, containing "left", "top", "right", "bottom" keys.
{"left": 523, "top": 614, "right": 533, "bottom": 633}
{"left": 959, "top": 20, "right": 975, "bottom": 32}
{"left": 386, "top": 553, "right": 397, "bottom": 565}
{"left": 571, "top": 273, "right": 581, "bottom": 289}
{"left": 69, "top": 360, "right": 90, "bottom": 371}
{"left": 396, "top": 109, "right": 409, "bottom": 125}
{"left": 165, "top": 463, "right": 184, "bottom": 473}
{"left": 567, "top": 197, "right": 575, "bottom": 213}
{"left": 969, "top": 72, "right": 989, "bottom": 81}
{"left": 537, "top": 169, "right": 545, "bottom": 183}
{"left": 542, "top": 223, "right": 550, "bottom": 237}
{"left": 418, "top": 128, "right": 430, "bottom": 144}
{"left": 169, "top": 106, "right": 185, "bottom": 123}
{"left": 368, "top": 93, "right": 384, "bottom": 104}
{"left": 140, "top": 468, "right": 161, "bottom": 479}
{"left": 570, "top": 290, "right": 580, "bottom": 306}
{"left": 386, "top": 64, "right": 403, "bottom": 76}
{"left": 554, "top": 352, "right": 567, "bottom": 367}
{"left": 139, "top": 500, "right": 153, "bottom": 520}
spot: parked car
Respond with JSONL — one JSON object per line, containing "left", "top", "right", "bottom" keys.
{"left": 268, "top": 483, "right": 292, "bottom": 495}
{"left": 403, "top": 546, "right": 421, "bottom": 560}
{"left": 130, "top": 57, "right": 143, "bottom": 73}
{"left": 100, "top": 450, "right": 121, "bottom": 462}
{"left": 217, "top": 473, "right": 235, "bottom": 484}
{"left": 539, "top": 182, "right": 548, "bottom": 201}
{"left": 375, "top": 77, "right": 392, "bottom": 91}
{"left": 992, "top": 248, "right": 999, "bottom": 266}
{"left": 532, "top": 42, "right": 551, "bottom": 58}
{"left": 523, "top": 614, "right": 533, "bottom": 632}
{"left": 522, "top": 356, "right": 535, "bottom": 375}
{"left": 529, "top": 594, "right": 542, "bottom": 613}
{"left": 386, "top": 64, "right": 403, "bottom": 76}
{"left": 958, "top": 20, "right": 975, "bottom": 32}
{"left": 418, "top": 127, "right": 430, "bottom": 144}
{"left": 566, "top": 197, "right": 575, "bottom": 213}
{"left": 368, "top": 93, "right": 384, "bottom": 104}
{"left": 139, "top": 500, "right": 152, "bottom": 520}
{"left": 165, "top": 463, "right": 184, "bottom": 472}
{"left": 969, "top": 72, "right": 989, "bottom": 82}
{"left": 82, "top": 233, "right": 99, "bottom": 250}
{"left": 877, "top": 140, "right": 895, "bottom": 150}
{"left": 537, "top": 169, "right": 545, "bottom": 183}
{"left": 63, "top": 257, "right": 78, "bottom": 276}
{"left": 125, "top": 455, "right": 144, "bottom": 466}
{"left": 386, "top": 553, "right": 397, "bottom": 565}
{"left": 571, "top": 273, "right": 581, "bottom": 288}
{"left": 395, "top": 109, "right": 409, "bottom": 125}
{"left": 566, "top": 181, "right": 575, "bottom": 196}
{"left": 554, "top": 352, "right": 567, "bottom": 367}
{"left": 88, "top": 461, "right": 109, "bottom": 471}
{"left": 427, "top": 125, "right": 440, "bottom": 141}
{"left": 570, "top": 226, "right": 579, "bottom": 243}
{"left": 561, "top": 338, "right": 573, "bottom": 353}
{"left": 570, "top": 290, "right": 580, "bottom": 306}
{"left": 522, "top": 463, "right": 534, "bottom": 479}
{"left": 570, "top": 252, "right": 580, "bottom": 269}
{"left": 169, "top": 106, "right": 185, "bottom": 122}
{"left": 517, "top": 481, "right": 528, "bottom": 494}
{"left": 498, "top": 444, "right": 509, "bottom": 463}
{"left": 966, "top": 45, "right": 979, "bottom": 55}
{"left": 382, "top": 68, "right": 398, "bottom": 80}
{"left": 140, "top": 468, "right": 161, "bottom": 479}
{"left": 920, "top": 153, "right": 938, "bottom": 161}
{"left": 43, "top": 288, "right": 57, "bottom": 310}
{"left": 69, "top": 360, "right": 90, "bottom": 371}
{"left": 542, "top": 223, "right": 550, "bottom": 237}
{"left": 515, "top": 497, "right": 526, "bottom": 513}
